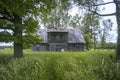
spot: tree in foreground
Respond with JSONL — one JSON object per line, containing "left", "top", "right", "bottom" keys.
{"left": 0, "top": 0, "right": 56, "bottom": 58}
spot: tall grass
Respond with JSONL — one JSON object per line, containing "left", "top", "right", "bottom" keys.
{"left": 0, "top": 49, "right": 119, "bottom": 80}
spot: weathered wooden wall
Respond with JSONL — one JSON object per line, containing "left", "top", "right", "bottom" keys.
{"left": 32, "top": 43, "right": 84, "bottom": 51}
{"left": 68, "top": 43, "right": 84, "bottom": 51}
{"left": 32, "top": 43, "right": 48, "bottom": 51}
{"left": 49, "top": 43, "right": 67, "bottom": 51}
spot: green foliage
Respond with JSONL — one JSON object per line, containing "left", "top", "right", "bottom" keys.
{"left": 84, "top": 34, "right": 93, "bottom": 49}
{"left": 0, "top": 0, "right": 57, "bottom": 44}
{"left": 105, "top": 42, "right": 116, "bottom": 49}
{"left": 41, "top": 0, "right": 71, "bottom": 29}
{"left": 0, "top": 0, "right": 57, "bottom": 57}
{"left": 0, "top": 31, "right": 13, "bottom": 42}
{"left": 81, "top": 13, "right": 100, "bottom": 38}
{"left": 69, "top": 14, "right": 81, "bottom": 28}
{"left": 0, "top": 49, "right": 119, "bottom": 80}
{"left": 82, "top": 13, "right": 99, "bottom": 29}
{"left": 97, "top": 42, "right": 117, "bottom": 49}
{"left": 23, "top": 17, "right": 39, "bottom": 34}
{"left": 22, "top": 17, "right": 43, "bottom": 49}
{"left": 23, "top": 35, "right": 43, "bottom": 49}
{"left": 0, "top": 0, "right": 56, "bottom": 17}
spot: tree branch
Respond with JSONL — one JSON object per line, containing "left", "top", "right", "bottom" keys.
{"left": 89, "top": 8, "right": 116, "bottom": 16}
{"left": 80, "top": 1, "right": 116, "bottom": 17}
{"left": 0, "top": 16, "right": 13, "bottom": 22}
{"left": 92, "top": 2, "right": 114, "bottom": 6}
{"left": 90, "top": 10, "right": 116, "bottom": 16}
{"left": 3, "top": 9, "right": 13, "bottom": 20}
{"left": 80, "top": 1, "right": 114, "bottom": 7}
{"left": 0, "top": 26, "right": 14, "bottom": 30}
{"left": 0, "top": 4, "right": 13, "bottom": 22}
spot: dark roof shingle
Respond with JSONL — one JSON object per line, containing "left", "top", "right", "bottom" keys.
{"left": 38, "top": 29, "right": 85, "bottom": 43}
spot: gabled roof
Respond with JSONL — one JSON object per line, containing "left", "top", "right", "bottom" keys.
{"left": 38, "top": 28, "right": 85, "bottom": 43}
{"left": 48, "top": 29, "right": 68, "bottom": 32}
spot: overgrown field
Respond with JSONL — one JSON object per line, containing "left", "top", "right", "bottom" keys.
{"left": 0, "top": 49, "right": 120, "bottom": 80}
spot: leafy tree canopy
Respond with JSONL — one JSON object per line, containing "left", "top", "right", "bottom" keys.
{"left": 0, "top": 0, "right": 56, "bottom": 57}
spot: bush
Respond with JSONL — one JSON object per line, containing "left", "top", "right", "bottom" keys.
{"left": 83, "top": 34, "right": 93, "bottom": 50}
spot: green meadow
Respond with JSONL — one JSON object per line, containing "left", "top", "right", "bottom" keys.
{"left": 0, "top": 49, "right": 120, "bottom": 80}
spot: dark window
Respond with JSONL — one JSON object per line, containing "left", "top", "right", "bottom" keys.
{"left": 51, "top": 34, "right": 55, "bottom": 38}
{"left": 60, "top": 34, "right": 63, "bottom": 38}
{"left": 60, "top": 34, "right": 66, "bottom": 39}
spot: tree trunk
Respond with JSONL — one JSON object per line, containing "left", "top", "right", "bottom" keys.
{"left": 13, "top": 14, "right": 23, "bottom": 58}
{"left": 13, "top": 27, "right": 23, "bottom": 58}
{"left": 115, "top": 0, "right": 120, "bottom": 60}
{"left": 14, "top": 42, "right": 23, "bottom": 58}
{"left": 101, "top": 34, "right": 105, "bottom": 50}
{"left": 93, "top": 33, "right": 96, "bottom": 50}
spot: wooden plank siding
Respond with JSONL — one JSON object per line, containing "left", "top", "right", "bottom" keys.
{"left": 68, "top": 43, "right": 84, "bottom": 51}
{"left": 32, "top": 43, "right": 49, "bottom": 51}
{"left": 49, "top": 43, "right": 67, "bottom": 51}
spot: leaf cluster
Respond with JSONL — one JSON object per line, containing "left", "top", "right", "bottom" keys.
{"left": 0, "top": 31, "right": 13, "bottom": 42}
{"left": 84, "top": 34, "right": 93, "bottom": 48}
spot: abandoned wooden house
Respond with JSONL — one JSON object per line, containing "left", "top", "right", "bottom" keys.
{"left": 32, "top": 28, "right": 85, "bottom": 51}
